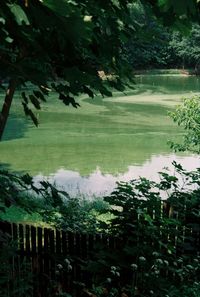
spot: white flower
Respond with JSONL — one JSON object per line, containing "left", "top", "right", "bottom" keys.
{"left": 139, "top": 256, "right": 146, "bottom": 262}
{"left": 131, "top": 264, "right": 138, "bottom": 271}
{"left": 64, "top": 258, "right": 70, "bottom": 265}
{"left": 84, "top": 15, "right": 92, "bottom": 22}
{"left": 186, "top": 264, "right": 193, "bottom": 270}
{"left": 164, "top": 260, "right": 169, "bottom": 266}
{"left": 155, "top": 259, "right": 163, "bottom": 265}
{"left": 57, "top": 264, "right": 63, "bottom": 270}
{"left": 152, "top": 252, "right": 159, "bottom": 257}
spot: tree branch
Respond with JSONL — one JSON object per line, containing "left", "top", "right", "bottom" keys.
{"left": 0, "top": 79, "right": 17, "bottom": 141}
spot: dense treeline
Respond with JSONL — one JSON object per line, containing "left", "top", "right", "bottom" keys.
{"left": 125, "top": 2, "right": 200, "bottom": 70}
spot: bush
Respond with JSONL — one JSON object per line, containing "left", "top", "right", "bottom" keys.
{"left": 86, "top": 162, "right": 200, "bottom": 297}
{"left": 1, "top": 163, "right": 200, "bottom": 296}
{"left": 0, "top": 169, "right": 110, "bottom": 232}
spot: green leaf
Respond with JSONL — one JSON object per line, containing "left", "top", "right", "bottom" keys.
{"left": 7, "top": 4, "right": 30, "bottom": 25}
{"left": 21, "top": 174, "right": 33, "bottom": 185}
{"left": 21, "top": 92, "right": 28, "bottom": 104}
{"left": 33, "top": 90, "right": 46, "bottom": 102}
{"left": 83, "top": 85, "right": 94, "bottom": 98}
{"left": 100, "top": 86, "right": 112, "bottom": 97}
{"left": 28, "top": 109, "right": 38, "bottom": 127}
{"left": 158, "top": 0, "right": 195, "bottom": 14}
{"left": 5, "top": 36, "right": 13, "bottom": 43}
{"left": 42, "top": 0, "right": 76, "bottom": 17}
{"left": 22, "top": 102, "right": 38, "bottom": 126}
{"left": 29, "top": 95, "right": 41, "bottom": 110}
{"left": 0, "top": 17, "right": 5, "bottom": 25}
{"left": 59, "top": 93, "right": 80, "bottom": 108}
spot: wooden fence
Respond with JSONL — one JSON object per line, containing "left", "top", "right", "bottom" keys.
{"left": 0, "top": 216, "right": 200, "bottom": 297}
{"left": 0, "top": 221, "right": 118, "bottom": 297}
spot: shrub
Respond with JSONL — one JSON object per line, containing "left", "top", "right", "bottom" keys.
{"left": 86, "top": 162, "right": 200, "bottom": 296}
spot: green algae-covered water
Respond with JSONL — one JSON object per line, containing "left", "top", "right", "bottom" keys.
{"left": 0, "top": 74, "right": 199, "bottom": 195}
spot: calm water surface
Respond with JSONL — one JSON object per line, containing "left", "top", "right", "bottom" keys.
{"left": 1, "top": 74, "right": 200, "bottom": 196}
{"left": 34, "top": 154, "right": 198, "bottom": 197}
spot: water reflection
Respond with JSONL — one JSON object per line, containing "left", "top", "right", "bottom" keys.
{"left": 34, "top": 154, "right": 199, "bottom": 197}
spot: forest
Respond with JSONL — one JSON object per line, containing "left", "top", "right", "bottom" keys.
{"left": 125, "top": 4, "right": 200, "bottom": 71}
{"left": 0, "top": 1, "right": 200, "bottom": 297}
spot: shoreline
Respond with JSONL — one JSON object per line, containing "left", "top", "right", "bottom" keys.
{"left": 133, "top": 68, "right": 196, "bottom": 76}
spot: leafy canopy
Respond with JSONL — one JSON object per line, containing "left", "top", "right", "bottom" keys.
{"left": 0, "top": 0, "right": 200, "bottom": 127}
{"left": 0, "top": 0, "right": 136, "bottom": 126}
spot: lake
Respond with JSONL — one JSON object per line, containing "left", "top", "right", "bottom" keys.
{"left": 0, "top": 73, "right": 200, "bottom": 196}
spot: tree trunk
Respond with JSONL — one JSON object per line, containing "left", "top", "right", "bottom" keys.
{"left": 0, "top": 79, "right": 17, "bottom": 141}
{"left": 195, "top": 59, "right": 200, "bottom": 75}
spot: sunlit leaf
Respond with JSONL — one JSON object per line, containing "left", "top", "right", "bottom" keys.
{"left": 7, "top": 4, "right": 30, "bottom": 25}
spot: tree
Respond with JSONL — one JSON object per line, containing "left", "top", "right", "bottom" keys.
{"left": 169, "top": 24, "right": 200, "bottom": 71}
{"left": 169, "top": 96, "right": 200, "bottom": 153}
{"left": 123, "top": 2, "right": 200, "bottom": 70}
{"left": 123, "top": 1, "right": 172, "bottom": 69}
{"left": 126, "top": 23, "right": 171, "bottom": 69}
{"left": 0, "top": 0, "right": 199, "bottom": 140}
{"left": 0, "top": 0, "right": 134, "bottom": 140}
